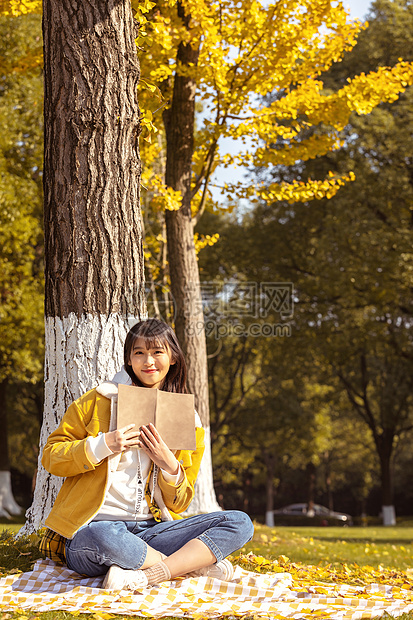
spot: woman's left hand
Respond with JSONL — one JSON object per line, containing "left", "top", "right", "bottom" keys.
{"left": 138, "top": 424, "right": 180, "bottom": 475}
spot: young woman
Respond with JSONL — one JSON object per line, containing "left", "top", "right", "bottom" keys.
{"left": 40, "top": 319, "right": 254, "bottom": 591}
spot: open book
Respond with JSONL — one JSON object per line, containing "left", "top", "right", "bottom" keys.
{"left": 117, "top": 384, "right": 196, "bottom": 450}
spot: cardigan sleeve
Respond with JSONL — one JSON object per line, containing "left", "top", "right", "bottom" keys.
{"left": 42, "top": 389, "right": 105, "bottom": 477}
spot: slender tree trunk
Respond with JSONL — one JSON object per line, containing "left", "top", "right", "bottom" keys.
{"left": 378, "top": 440, "right": 396, "bottom": 526}
{"left": 306, "top": 462, "right": 316, "bottom": 515}
{"left": 338, "top": 363, "right": 402, "bottom": 527}
{"left": 0, "top": 379, "right": 9, "bottom": 474}
{"left": 324, "top": 453, "right": 334, "bottom": 511}
{"left": 163, "top": 2, "right": 219, "bottom": 512}
{"left": 24, "top": 0, "right": 144, "bottom": 533}
{"left": 264, "top": 453, "right": 275, "bottom": 527}
{"left": 0, "top": 379, "right": 22, "bottom": 517}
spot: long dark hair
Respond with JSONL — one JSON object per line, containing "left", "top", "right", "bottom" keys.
{"left": 124, "top": 319, "right": 187, "bottom": 393}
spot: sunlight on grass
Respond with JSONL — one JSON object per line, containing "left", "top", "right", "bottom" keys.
{"left": 238, "top": 523, "right": 413, "bottom": 570}
{"left": 1, "top": 521, "right": 413, "bottom": 620}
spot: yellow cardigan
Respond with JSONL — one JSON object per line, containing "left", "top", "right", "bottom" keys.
{"left": 42, "top": 385, "right": 205, "bottom": 540}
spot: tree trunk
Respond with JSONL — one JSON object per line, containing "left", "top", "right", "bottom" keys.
{"left": 378, "top": 441, "right": 396, "bottom": 526}
{"left": 324, "top": 453, "right": 334, "bottom": 511}
{"left": 163, "top": 3, "right": 219, "bottom": 512}
{"left": 0, "top": 380, "right": 22, "bottom": 518}
{"left": 23, "top": 0, "right": 144, "bottom": 533}
{"left": 306, "top": 462, "right": 316, "bottom": 515}
{"left": 0, "top": 379, "right": 9, "bottom": 474}
{"left": 264, "top": 453, "right": 275, "bottom": 527}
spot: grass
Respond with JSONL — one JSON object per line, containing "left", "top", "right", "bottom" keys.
{"left": 1, "top": 520, "right": 413, "bottom": 619}
{"left": 246, "top": 522, "right": 413, "bottom": 569}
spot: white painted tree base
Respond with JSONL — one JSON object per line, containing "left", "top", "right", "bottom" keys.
{"left": 0, "top": 470, "right": 22, "bottom": 518}
{"left": 382, "top": 504, "right": 396, "bottom": 526}
{"left": 187, "top": 426, "right": 222, "bottom": 514}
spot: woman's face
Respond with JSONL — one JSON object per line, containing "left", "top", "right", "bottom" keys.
{"left": 128, "top": 337, "right": 175, "bottom": 389}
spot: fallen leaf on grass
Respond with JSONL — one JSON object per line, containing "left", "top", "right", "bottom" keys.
{"left": 236, "top": 552, "right": 413, "bottom": 590}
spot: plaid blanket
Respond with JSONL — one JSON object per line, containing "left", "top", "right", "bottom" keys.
{"left": 1, "top": 558, "right": 413, "bottom": 619}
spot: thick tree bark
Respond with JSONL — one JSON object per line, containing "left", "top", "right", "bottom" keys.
{"left": 162, "top": 3, "right": 220, "bottom": 512}
{"left": 42, "top": 0, "right": 142, "bottom": 318}
{"left": 24, "top": 0, "right": 144, "bottom": 533}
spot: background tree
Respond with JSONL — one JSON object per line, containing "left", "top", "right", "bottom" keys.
{"left": 24, "top": 0, "right": 145, "bottom": 532}
{"left": 195, "top": 207, "right": 384, "bottom": 521}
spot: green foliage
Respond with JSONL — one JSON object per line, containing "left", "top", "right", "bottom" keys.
{"left": 197, "top": 208, "right": 378, "bottom": 515}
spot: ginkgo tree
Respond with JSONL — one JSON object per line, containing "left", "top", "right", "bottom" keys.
{"left": 137, "top": 0, "right": 413, "bottom": 205}
{"left": 134, "top": 0, "right": 413, "bottom": 510}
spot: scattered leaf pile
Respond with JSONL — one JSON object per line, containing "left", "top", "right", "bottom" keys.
{"left": 236, "top": 552, "right": 413, "bottom": 589}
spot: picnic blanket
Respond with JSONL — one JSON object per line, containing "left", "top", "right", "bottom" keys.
{"left": 1, "top": 558, "right": 413, "bottom": 619}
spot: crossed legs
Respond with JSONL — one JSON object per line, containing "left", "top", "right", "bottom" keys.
{"left": 65, "top": 510, "right": 254, "bottom": 583}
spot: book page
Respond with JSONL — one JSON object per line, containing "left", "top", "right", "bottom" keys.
{"left": 155, "top": 391, "right": 196, "bottom": 450}
{"left": 117, "top": 384, "right": 156, "bottom": 429}
{"left": 117, "top": 385, "right": 196, "bottom": 450}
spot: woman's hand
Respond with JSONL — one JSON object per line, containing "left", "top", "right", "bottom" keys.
{"left": 138, "top": 424, "right": 180, "bottom": 475}
{"left": 105, "top": 424, "right": 140, "bottom": 454}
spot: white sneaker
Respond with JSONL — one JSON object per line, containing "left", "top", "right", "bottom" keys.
{"left": 190, "top": 558, "right": 234, "bottom": 581}
{"left": 102, "top": 565, "right": 148, "bottom": 590}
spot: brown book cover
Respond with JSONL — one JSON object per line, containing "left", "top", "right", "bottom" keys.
{"left": 117, "top": 384, "right": 196, "bottom": 450}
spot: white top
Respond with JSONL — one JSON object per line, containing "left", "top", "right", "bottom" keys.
{"left": 86, "top": 434, "right": 182, "bottom": 521}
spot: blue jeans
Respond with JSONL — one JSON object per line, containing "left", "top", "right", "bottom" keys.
{"left": 65, "top": 510, "right": 254, "bottom": 577}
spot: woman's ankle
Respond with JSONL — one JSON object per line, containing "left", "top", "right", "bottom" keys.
{"left": 142, "top": 560, "right": 171, "bottom": 585}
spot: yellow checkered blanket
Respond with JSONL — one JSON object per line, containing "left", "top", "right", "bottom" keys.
{"left": 1, "top": 558, "right": 413, "bottom": 618}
